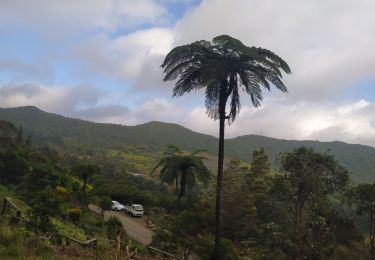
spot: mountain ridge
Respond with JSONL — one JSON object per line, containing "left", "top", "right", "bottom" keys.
{"left": 0, "top": 106, "right": 374, "bottom": 183}
{"left": 6, "top": 106, "right": 372, "bottom": 147}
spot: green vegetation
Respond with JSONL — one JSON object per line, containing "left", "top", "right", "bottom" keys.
{"left": 152, "top": 145, "right": 211, "bottom": 199}
{"left": 150, "top": 147, "right": 369, "bottom": 259}
{"left": 72, "top": 162, "right": 100, "bottom": 195}
{"left": 0, "top": 120, "right": 158, "bottom": 259}
{"left": 347, "top": 183, "right": 375, "bottom": 260}
{"left": 0, "top": 102, "right": 375, "bottom": 259}
{"left": 274, "top": 147, "right": 351, "bottom": 259}
{"left": 52, "top": 217, "right": 86, "bottom": 240}
{"left": 1, "top": 106, "right": 375, "bottom": 183}
{"left": 0, "top": 114, "right": 374, "bottom": 259}
{"left": 107, "top": 149, "right": 157, "bottom": 173}
{"left": 0, "top": 220, "right": 56, "bottom": 259}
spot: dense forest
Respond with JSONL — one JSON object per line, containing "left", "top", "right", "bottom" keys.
{"left": 1, "top": 106, "right": 375, "bottom": 183}
{"left": 0, "top": 113, "right": 375, "bottom": 259}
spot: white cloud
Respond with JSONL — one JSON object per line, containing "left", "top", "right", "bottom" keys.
{"left": 0, "top": 83, "right": 102, "bottom": 115}
{"left": 75, "top": 28, "right": 174, "bottom": 79}
{"left": 181, "top": 98, "right": 375, "bottom": 147}
{"left": 116, "top": 0, "right": 168, "bottom": 27}
{"left": 183, "top": 107, "right": 219, "bottom": 135}
{"left": 173, "top": 0, "right": 375, "bottom": 99}
{"left": 258, "top": 99, "right": 374, "bottom": 144}
{"left": 133, "top": 97, "right": 375, "bottom": 148}
{"left": 0, "top": 0, "right": 168, "bottom": 36}
{"left": 74, "top": 104, "right": 131, "bottom": 123}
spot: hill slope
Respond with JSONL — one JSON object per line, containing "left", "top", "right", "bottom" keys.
{"left": 0, "top": 106, "right": 374, "bottom": 183}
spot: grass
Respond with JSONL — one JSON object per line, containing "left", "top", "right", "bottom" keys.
{"left": 0, "top": 185, "right": 11, "bottom": 198}
{"left": 0, "top": 220, "right": 56, "bottom": 259}
{"left": 67, "top": 176, "right": 94, "bottom": 192}
{"left": 107, "top": 149, "right": 157, "bottom": 174}
{"left": 51, "top": 218, "right": 87, "bottom": 241}
{"left": 0, "top": 185, "right": 30, "bottom": 223}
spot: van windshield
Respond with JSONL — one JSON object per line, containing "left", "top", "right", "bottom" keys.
{"left": 134, "top": 205, "right": 143, "bottom": 211}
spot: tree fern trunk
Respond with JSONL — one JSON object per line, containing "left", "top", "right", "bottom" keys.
{"left": 178, "top": 172, "right": 186, "bottom": 200}
{"left": 82, "top": 177, "right": 87, "bottom": 194}
{"left": 212, "top": 84, "right": 227, "bottom": 260}
{"left": 370, "top": 205, "right": 374, "bottom": 260}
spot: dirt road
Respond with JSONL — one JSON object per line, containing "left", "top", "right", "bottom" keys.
{"left": 88, "top": 204, "right": 153, "bottom": 245}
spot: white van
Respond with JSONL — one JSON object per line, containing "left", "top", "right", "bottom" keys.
{"left": 111, "top": 200, "right": 125, "bottom": 211}
{"left": 124, "top": 204, "right": 144, "bottom": 217}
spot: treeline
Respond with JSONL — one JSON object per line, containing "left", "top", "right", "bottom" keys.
{"left": 1, "top": 118, "right": 375, "bottom": 259}
{"left": 151, "top": 147, "right": 375, "bottom": 259}
{"left": 1, "top": 120, "right": 87, "bottom": 232}
{"left": 0, "top": 120, "right": 166, "bottom": 258}
{"left": 2, "top": 106, "right": 375, "bottom": 183}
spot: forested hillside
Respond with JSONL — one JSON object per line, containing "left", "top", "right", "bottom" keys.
{"left": 0, "top": 109, "right": 373, "bottom": 259}
{"left": 1, "top": 106, "right": 374, "bottom": 183}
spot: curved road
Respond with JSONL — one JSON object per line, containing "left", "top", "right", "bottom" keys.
{"left": 88, "top": 204, "right": 153, "bottom": 245}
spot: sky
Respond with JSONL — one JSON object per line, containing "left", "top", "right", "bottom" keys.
{"left": 0, "top": 0, "right": 375, "bottom": 147}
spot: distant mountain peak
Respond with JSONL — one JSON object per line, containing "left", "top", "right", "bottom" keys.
{"left": 3, "top": 105, "right": 41, "bottom": 111}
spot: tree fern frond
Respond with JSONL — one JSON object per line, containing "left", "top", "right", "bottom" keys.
{"left": 256, "top": 47, "right": 291, "bottom": 74}
{"left": 228, "top": 81, "right": 240, "bottom": 122}
{"left": 204, "top": 80, "right": 221, "bottom": 120}
{"left": 162, "top": 35, "right": 291, "bottom": 120}
{"left": 266, "top": 74, "right": 288, "bottom": 93}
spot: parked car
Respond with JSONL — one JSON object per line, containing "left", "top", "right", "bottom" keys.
{"left": 124, "top": 204, "right": 144, "bottom": 217}
{"left": 111, "top": 200, "right": 125, "bottom": 211}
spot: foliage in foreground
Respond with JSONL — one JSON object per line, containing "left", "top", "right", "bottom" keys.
{"left": 153, "top": 147, "right": 368, "bottom": 259}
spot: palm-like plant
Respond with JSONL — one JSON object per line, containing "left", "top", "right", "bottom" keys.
{"left": 161, "top": 35, "right": 291, "bottom": 259}
{"left": 152, "top": 145, "right": 211, "bottom": 200}
{"left": 73, "top": 162, "right": 99, "bottom": 194}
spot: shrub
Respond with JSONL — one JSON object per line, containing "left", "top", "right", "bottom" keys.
{"left": 56, "top": 186, "right": 69, "bottom": 195}
{"left": 100, "top": 196, "right": 112, "bottom": 212}
{"left": 67, "top": 208, "right": 82, "bottom": 223}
